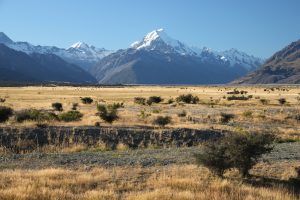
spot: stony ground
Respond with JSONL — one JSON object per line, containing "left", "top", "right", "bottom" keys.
{"left": 1, "top": 143, "right": 299, "bottom": 173}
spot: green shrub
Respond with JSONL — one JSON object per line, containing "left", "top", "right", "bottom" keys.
{"left": 0, "top": 106, "right": 13, "bottom": 123}
{"left": 195, "top": 139, "right": 231, "bottom": 177}
{"left": 81, "top": 97, "right": 93, "bottom": 104}
{"left": 110, "top": 102, "right": 124, "bottom": 109}
{"left": 278, "top": 98, "right": 286, "bottom": 105}
{"left": 134, "top": 97, "right": 146, "bottom": 105}
{"left": 227, "top": 95, "right": 249, "bottom": 101}
{"left": 15, "top": 109, "right": 58, "bottom": 123}
{"left": 97, "top": 104, "right": 119, "bottom": 124}
{"left": 152, "top": 116, "right": 171, "bottom": 127}
{"left": 195, "top": 132, "right": 275, "bottom": 177}
{"left": 138, "top": 110, "right": 151, "bottom": 119}
{"left": 58, "top": 111, "right": 83, "bottom": 122}
{"left": 259, "top": 99, "right": 269, "bottom": 105}
{"left": 72, "top": 103, "right": 79, "bottom": 110}
{"left": 220, "top": 113, "right": 234, "bottom": 123}
{"left": 176, "top": 94, "right": 199, "bottom": 104}
{"left": 147, "top": 96, "right": 163, "bottom": 105}
{"left": 167, "top": 98, "right": 175, "bottom": 104}
{"left": 52, "top": 102, "right": 63, "bottom": 111}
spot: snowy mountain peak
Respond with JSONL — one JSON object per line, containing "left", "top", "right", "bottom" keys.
{"left": 131, "top": 29, "right": 195, "bottom": 56}
{"left": 0, "top": 32, "right": 14, "bottom": 44}
{"left": 69, "top": 41, "right": 89, "bottom": 49}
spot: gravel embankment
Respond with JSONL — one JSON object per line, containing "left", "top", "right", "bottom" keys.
{"left": 0, "top": 143, "right": 299, "bottom": 170}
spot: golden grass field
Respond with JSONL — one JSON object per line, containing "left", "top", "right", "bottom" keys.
{"left": 0, "top": 165, "right": 298, "bottom": 200}
{"left": 0, "top": 85, "right": 300, "bottom": 200}
{"left": 0, "top": 85, "right": 300, "bottom": 140}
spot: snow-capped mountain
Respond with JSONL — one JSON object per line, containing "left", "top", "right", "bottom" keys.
{"left": 90, "top": 29, "right": 263, "bottom": 84}
{"left": 66, "top": 41, "right": 112, "bottom": 63}
{"left": 219, "top": 48, "right": 264, "bottom": 71}
{"left": 131, "top": 29, "right": 197, "bottom": 56}
{"left": 0, "top": 32, "right": 113, "bottom": 70}
{"left": 130, "top": 29, "right": 264, "bottom": 71}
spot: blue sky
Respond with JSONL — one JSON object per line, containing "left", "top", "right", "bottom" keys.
{"left": 0, "top": 0, "right": 299, "bottom": 58}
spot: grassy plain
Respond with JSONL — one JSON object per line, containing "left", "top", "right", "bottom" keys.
{"left": 0, "top": 85, "right": 300, "bottom": 140}
{"left": 0, "top": 85, "right": 300, "bottom": 200}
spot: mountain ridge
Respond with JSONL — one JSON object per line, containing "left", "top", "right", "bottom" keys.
{"left": 232, "top": 39, "right": 300, "bottom": 84}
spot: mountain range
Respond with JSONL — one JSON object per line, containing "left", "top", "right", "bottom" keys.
{"left": 90, "top": 29, "right": 264, "bottom": 84}
{"left": 232, "top": 39, "right": 300, "bottom": 84}
{"left": 0, "top": 44, "right": 96, "bottom": 83}
{"left": 0, "top": 29, "right": 265, "bottom": 84}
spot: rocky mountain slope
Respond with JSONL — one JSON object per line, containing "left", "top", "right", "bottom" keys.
{"left": 0, "top": 32, "right": 112, "bottom": 70}
{"left": 232, "top": 39, "right": 300, "bottom": 84}
{"left": 90, "top": 29, "right": 263, "bottom": 84}
{"left": 0, "top": 44, "right": 97, "bottom": 83}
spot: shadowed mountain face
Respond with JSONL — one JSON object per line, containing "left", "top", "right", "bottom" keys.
{"left": 91, "top": 48, "right": 247, "bottom": 84}
{"left": 0, "top": 44, "right": 97, "bottom": 83}
{"left": 233, "top": 39, "right": 300, "bottom": 84}
{"left": 91, "top": 29, "right": 261, "bottom": 84}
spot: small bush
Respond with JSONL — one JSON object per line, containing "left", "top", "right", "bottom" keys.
{"left": 226, "top": 89, "right": 248, "bottom": 95}
{"left": 259, "top": 99, "right": 269, "bottom": 105}
{"left": 167, "top": 98, "right": 174, "bottom": 104}
{"left": 110, "top": 102, "right": 124, "bottom": 109}
{"left": 177, "top": 110, "right": 187, "bottom": 117}
{"left": 95, "top": 122, "right": 101, "bottom": 127}
{"left": 278, "top": 98, "right": 286, "bottom": 105}
{"left": 147, "top": 96, "right": 163, "bottom": 105}
{"left": 195, "top": 132, "right": 275, "bottom": 177}
{"left": 138, "top": 110, "right": 151, "bottom": 119}
{"left": 0, "top": 98, "right": 6, "bottom": 103}
{"left": 153, "top": 116, "right": 171, "bottom": 127}
{"left": 0, "top": 106, "right": 13, "bottom": 123}
{"left": 81, "top": 97, "right": 93, "bottom": 104}
{"left": 227, "top": 95, "right": 249, "bottom": 101}
{"left": 15, "top": 109, "right": 58, "bottom": 123}
{"left": 58, "top": 111, "right": 83, "bottom": 122}
{"left": 220, "top": 113, "right": 234, "bottom": 123}
{"left": 97, "top": 104, "right": 119, "bottom": 124}
{"left": 134, "top": 97, "right": 146, "bottom": 105}
{"left": 72, "top": 103, "right": 78, "bottom": 110}
{"left": 176, "top": 94, "right": 199, "bottom": 104}
{"left": 52, "top": 102, "right": 63, "bottom": 111}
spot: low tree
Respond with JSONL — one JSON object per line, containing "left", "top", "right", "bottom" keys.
{"left": 0, "top": 106, "right": 13, "bottom": 123}
{"left": 15, "top": 109, "right": 58, "bottom": 123}
{"left": 147, "top": 96, "right": 163, "bottom": 105}
{"left": 58, "top": 111, "right": 83, "bottom": 122}
{"left": 176, "top": 94, "right": 199, "bottom": 104}
{"left": 152, "top": 116, "right": 171, "bottom": 127}
{"left": 195, "top": 139, "right": 231, "bottom": 177}
{"left": 97, "top": 104, "right": 119, "bottom": 124}
{"left": 81, "top": 97, "right": 93, "bottom": 104}
{"left": 195, "top": 132, "right": 275, "bottom": 178}
{"left": 134, "top": 97, "right": 146, "bottom": 105}
{"left": 52, "top": 102, "right": 63, "bottom": 111}
{"left": 72, "top": 103, "right": 79, "bottom": 110}
{"left": 278, "top": 98, "right": 287, "bottom": 105}
{"left": 220, "top": 113, "right": 234, "bottom": 123}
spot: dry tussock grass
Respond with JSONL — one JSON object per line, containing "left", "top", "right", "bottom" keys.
{"left": 1, "top": 85, "right": 300, "bottom": 139}
{"left": 0, "top": 165, "right": 297, "bottom": 200}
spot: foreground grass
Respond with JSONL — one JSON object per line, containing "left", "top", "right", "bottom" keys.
{"left": 0, "top": 165, "right": 298, "bottom": 200}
